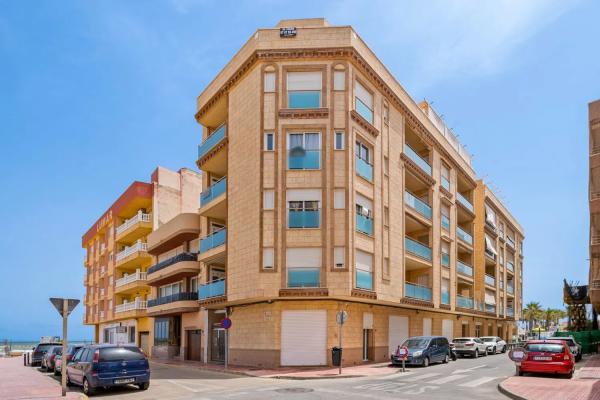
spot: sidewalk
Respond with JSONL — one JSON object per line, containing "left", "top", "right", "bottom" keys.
{"left": 152, "top": 359, "right": 402, "bottom": 379}
{"left": 499, "top": 355, "right": 600, "bottom": 400}
{"left": 0, "top": 356, "right": 84, "bottom": 400}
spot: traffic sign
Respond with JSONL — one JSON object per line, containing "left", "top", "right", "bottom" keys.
{"left": 49, "top": 298, "right": 79, "bottom": 316}
{"left": 336, "top": 311, "right": 348, "bottom": 325}
{"left": 509, "top": 347, "right": 527, "bottom": 363}
{"left": 221, "top": 317, "right": 232, "bottom": 330}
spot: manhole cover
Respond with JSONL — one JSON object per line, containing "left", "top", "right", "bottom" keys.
{"left": 276, "top": 388, "right": 314, "bottom": 394}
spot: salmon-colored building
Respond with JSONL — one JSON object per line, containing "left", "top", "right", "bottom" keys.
{"left": 589, "top": 99, "right": 600, "bottom": 314}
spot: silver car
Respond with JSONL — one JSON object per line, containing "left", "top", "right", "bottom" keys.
{"left": 553, "top": 336, "right": 582, "bottom": 362}
{"left": 479, "top": 336, "right": 507, "bottom": 354}
{"left": 452, "top": 337, "right": 489, "bottom": 358}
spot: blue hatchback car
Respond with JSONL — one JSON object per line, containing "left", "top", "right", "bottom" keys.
{"left": 391, "top": 336, "right": 451, "bottom": 367}
{"left": 66, "top": 344, "right": 150, "bottom": 396}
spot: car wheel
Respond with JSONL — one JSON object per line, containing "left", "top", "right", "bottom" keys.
{"left": 501, "top": 345, "right": 507, "bottom": 353}
{"left": 492, "top": 346, "right": 497, "bottom": 355}
{"left": 423, "top": 357, "right": 430, "bottom": 367}
{"left": 443, "top": 353, "right": 449, "bottom": 363}
{"left": 83, "top": 378, "right": 95, "bottom": 396}
{"left": 66, "top": 372, "right": 73, "bottom": 387}
{"left": 138, "top": 382, "right": 150, "bottom": 390}
{"left": 474, "top": 349, "right": 479, "bottom": 358}
{"left": 567, "top": 369, "right": 574, "bottom": 379}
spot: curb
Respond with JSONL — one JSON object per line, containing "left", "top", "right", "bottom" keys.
{"left": 497, "top": 381, "right": 528, "bottom": 400}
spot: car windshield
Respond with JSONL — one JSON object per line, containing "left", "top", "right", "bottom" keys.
{"left": 53, "top": 347, "right": 62, "bottom": 355}
{"left": 480, "top": 337, "right": 495, "bottom": 342}
{"left": 403, "top": 339, "right": 429, "bottom": 348}
{"left": 525, "top": 343, "right": 564, "bottom": 353}
{"left": 99, "top": 347, "right": 145, "bottom": 361}
{"left": 35, "top": 344, "right": 59, "bottom": 352}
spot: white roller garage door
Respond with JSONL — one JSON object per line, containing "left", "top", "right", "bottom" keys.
{"left": 442, "top": 319, "right": 454, "bottom": 341}
{"left": 281, "top": 310, "right": 327, "bottom": 366}
{"left": 388, "top": 315, "right": 409, "bottom": 356}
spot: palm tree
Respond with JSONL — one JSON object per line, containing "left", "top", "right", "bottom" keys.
{"left": 523, "top": 302, "right": 543, "bottom": 334}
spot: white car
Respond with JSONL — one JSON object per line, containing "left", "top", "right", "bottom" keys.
{"left": 479, "top": 336, "right": 507, "bottom": 354}
{"left": 452, "top": 337, "right": 489, "bottom": 358}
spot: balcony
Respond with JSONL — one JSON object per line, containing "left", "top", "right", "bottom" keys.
{"left": 199, "top": 177, "right": 227, "bottom": 219}
{"left": 405, "top": 237, "right": 432, "bottom": 261}
{"left": 288, "top": 149, "right": 320, "bottom": 170}
{"left": 288, "top": 268, "right": 320, "bottom": 288}
{"left": 115, "top": 240, "right": 151, "bottom": 269}
{"left": 115, "top": 271, "right": 147, "bottom": 294}
{"left": 356, "top": 270, "right": 373, "bottom": 291}
{"left": 457, "top": 226, "right": 473, "bottom": 246}
{"left": 485, "top": 274, "right": 496, "bottom": 287}
{"left": 115, "top": 300, "right": 147, "bottom": 318}
{"left": 485, "top": 304, "right": 496, "bottom": 314}
{"left": 356, "top": 214, "right": 374, "bottom": 236}
{"left": 456, "top": 193, "right": 474, "bottom": 213}
{"left": 147, "top": 292, "right": 199, "bottom": 316}
{"left": 356, "top": 156, "right": 373, "bottom": 182}
{"left": 288, "top": 209, "right": 320, "bottom": 229}
{"left": 457, "top": 295, "right": 474, "bottom": 309}
{"left": 147, "top": 252, "right": 199, "bottom": 286}
{"left": 457, "top": 260, "right": 473, "bottom": 277}
{"left": 147, "top": 213, "right": 201, "bottom": 256}
{"left": 405, "top": 191, "right": 432, "bottom": 220}
{"left": 405, "top": 282, "right": 432, "bottom": 302}
{"left": 198, "top": 229, "right": 227, "bottom": 263}
{"left": 404, "top": 144, "right": 432, "bottom": 176}
{"left": 198, "top": 124, "right": 226, "bottom": 162}
{"left": 199, "top": 279, "right": 226, "bottom": 300}
{"left": 116, "top": 210, "right": 152, "bottom": 243}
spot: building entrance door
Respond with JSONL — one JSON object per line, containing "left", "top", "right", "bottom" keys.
{"left": 362, "top": 329, "right": 373, "bottom": 361}
{"left": 187, "top": 330, "right": 202, "bottom": 361}
{"left": 211, "top": 325, "right": 225, "bottom": 362}
{"left": 139, "top": 332, "right": 149, "bottom": 355}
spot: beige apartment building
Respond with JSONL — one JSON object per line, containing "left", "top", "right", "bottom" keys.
{"left": 177, "top": 18, "right": 525, "bottom": 368}
{"left": 82, "top": 167, "right": 201, "bottom": 353}
{"left": 589, "top": 99, "right": 600, "bottom": 314}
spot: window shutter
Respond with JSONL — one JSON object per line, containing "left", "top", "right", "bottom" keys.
{"left": 355, "top": 81, "right": 373, "bottom": 109}
{"left": 287, "top": 71, "right": 321, "bottom": 90}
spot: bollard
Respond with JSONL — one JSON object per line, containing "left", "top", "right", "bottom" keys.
{"left": 23, "top": 353, "right": 26, "bottom": 366}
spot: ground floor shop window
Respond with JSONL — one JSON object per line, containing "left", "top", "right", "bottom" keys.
{"left": 154, "top": 316, "right": 181, "bottom": 347}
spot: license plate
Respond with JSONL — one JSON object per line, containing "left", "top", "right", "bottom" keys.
{"left": 114, "top": 378, "right": 135, "bottom": 384}
{"left": 534, "top": 356, "right": 552, "bottom": 361}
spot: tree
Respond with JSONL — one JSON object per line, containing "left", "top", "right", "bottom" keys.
{"left": 523, "top": 302, "right": 543, "bottom": 333}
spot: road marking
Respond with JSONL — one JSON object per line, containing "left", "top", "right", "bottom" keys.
{"left": 374, "top": 371, "right": 415, "bottom": 380}
{"left": 404, "top": 385, "right": 438, "bottom": 395}
{"left": 452, "top": 365, "right": 487, "bottom": 374}
{"left": 427, "top": 374, "right": 467, "bottom": 384}
{"left": 166, "top": 379, "right": 223, "bottom": 392}
{"left": 401, "top": 372, "right": 441, "bottom": 381}
{"left": 458, "top": 376, "right": 497, "bottom": 387}
{"left": 318, "top": 387, "right": 410, "bottom": 400}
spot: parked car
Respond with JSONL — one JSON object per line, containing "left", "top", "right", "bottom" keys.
{"left": 41, "top": 346, "right": 62, "bottom": 371}
{"left": 66, "top": 344, "right": 150, "bottom": 396}
{"left": 31, "top": 342, "right": 62, "bottom": 367}
{"left": 552, "top": 336, "right": 582, "bottom": 362}
{"left": 479, "top": 336, "right": 507, "bottom": 354}
{"left": 517, "top": 340, "right": 575, "bottom": 378}
{"left": 391, "top": 336, "right": 451, "bottom": 367}
{"left": 54, "top": 345, "right": 84, "bottom": 376}
{"left": 452, "top": 337, "right": 488, "bottom": 358}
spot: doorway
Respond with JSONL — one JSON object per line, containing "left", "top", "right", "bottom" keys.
{"left": 187, "top": 330, "right": 202, "bottom": 361}
{"left": 211, "top": 324, "right": 226, "bottom": 362}
{"left": 139, "top": 332, "right": 149, "bottom": 355}
{"left": 362, "top": 329, "right": 373, "bottom": 361}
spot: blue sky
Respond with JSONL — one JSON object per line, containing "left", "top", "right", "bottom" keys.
{"left": 1, "top": 0, "right": 598, "bottom": 340}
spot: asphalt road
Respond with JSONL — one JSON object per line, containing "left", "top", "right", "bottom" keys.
{"left": 52, "top": 352, "right": 516, "bottom": 399}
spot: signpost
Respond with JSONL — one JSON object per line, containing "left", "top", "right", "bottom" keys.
{"left": 508, "top": 346, "right": 527, "bottom": 376}
{"left": 395, "top": 345, "right": 409, "bottom": 372}
{"left": 221, "top": 316, "right": 232, "bottom": 369}
{"left": 336, "top": 310, "right": 348, "bottom": 375}
{"left": 49, "top": 298, "right": 79, "bottom": 397}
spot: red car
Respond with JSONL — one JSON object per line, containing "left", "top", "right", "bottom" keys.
{"left": 517, "top": 340, "right": 575, "bottom": 378}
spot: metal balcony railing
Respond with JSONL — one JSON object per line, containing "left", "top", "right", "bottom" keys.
{"left": 147, "top": 292, "right": 198, "bottom": 307}
{"left": 147, "top": 252, "right": 197, "bottom": 275}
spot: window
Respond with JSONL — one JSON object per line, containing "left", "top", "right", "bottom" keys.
{"left": 129, "top": 326, "right": 136, "bottom": 344}
{"left": 356, "top": 194, "right": 373, "bottom": 236}
{"left": 441, "top": 164, "right": 450, "bottom": 191}
{"left": 356, "top": 250, "right": 373, "bottom": 290}
{"left": 159, "top": 282, "right": 182, "bottom": 298}
{"left": 335, "top": 131, "right": 344, "bottom": 150}
{"left": 190, "top": 277, "right": 198, "bottom": 293}
{"left": 441, "top": 204, "right": 450, "bottom": 231}
{"left": 288, "top": 200, "right": 320, "bottom": 228}
{"left": 334, "top": 247, "right": 345, "bottom": 268}
{"left": 383, "top": 104, "right": 389, "bottom": 124}
{"left": 333, "top": 70, "right": 345, "bottom": 90}
{"left": 264, "top": 72, "right": 275, "bottom": 92}
{"left": 485, "top": 205, "right": 497, "bottom": 229}
{"left": 461, "top": 323, "right": 469, "bottom": 337}
{"left": 355, "top": 141, "right": 373, "bottom": 181}
{"left": 263, "top": 248, "right": 274, "bottom": 269}
{"left": 264, "top": 132, "right": 275, "bottom": 151}
{"left": 287, "top": 71, "right": 321, "bottom": 108}
{"left": 355, "top": 81, "right": 374, "bottom": 123}
{"left": 334, "top": 190, "right": 345, "bottom": 209}
{"left": 475, "top": 324, "right": 482, "bottom": 338}
{"left": 384, "top": 156, "right": 389, "bottom": 175}
{"left": 263, "top": 190, "right": 274, "bottom": 210}
{"left": 286, "top": 248, "right": 321, "bottom": 288}
{"left": 441, "top": 278, "right": 450, "bottom": 304}
{"left": 384, "top": 206, "right": 389, "bottom": 226}
{"left": 441, "top": 241, "right": 450, "bottom": 267}
{"left": 288, "top": 132, "right": 321, "bottom": 169}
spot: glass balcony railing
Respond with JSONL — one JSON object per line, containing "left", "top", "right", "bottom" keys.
{"left": 200, "top": 229, "right": 226, "bottom": 253}
{"left": 288, "top": 149, "right": 320, "bottom": 170}
{"left": 485, "top": 304, "right": 496, "bottom": 313}
{"left": 355, "top": 98, "right": 374, "bottom": 123}
{"left": 441, "top": 252, "right": 450, "bottom": 267}
{"left": 405, "top": 237, "right": 432, "bottom": 261}
{"left": 198, "top": 125, "right": 226, "bottom": 160}
{"left": 507, "top": 285, "right": 514, "bottom": 294}
{"left": 288, "top": 210, "right": 320, "bottom": 228}
{"left": 356, "top": 156, "right": 373, "bottom": 181}
{"left": 485, "top": 274, "right": 496, "bottom": 287}
{"left": 200, "top": 177, "right": 227, "bottom": 207}
{"left": 457, "top": 295, "right": 474, "bottom": 309}
{"left": 457, "top": 192, "right": 474, "bottom": 213}
{"left": 288, "top": 267, "right": 320, "bottom": 288}
{"left": 457, "top": 260, "right": 473, "bottom": 277}
{"left": 441, "top": 215, "right": 450, "bottom": 231}
{"left": 441, "top": 176, "right": 450, "bottom": 191}
{"left": 288, "top": 91, "right": 321, "bottom": 109}
{"left": 457, "top": 226, "right": 473, "bottom": 245}
{"left": 199, "top": 279, "right": 225, "bottom": 299}
{"left": 404, "top": 144, "right": 432, "bottom": 175}
{"left": 356, "top": 214, "right": 374, "bottom": 236}
{"left": 441, "top": 291, "right": 450, "bottom": 305}
{"left": 405, "top": 282, "right": 432, "bottom": 301}
{"left": 356, "top": 269, "right": 373, "bottom": 291}
{"left": 405, "top": 191, "right": 432, "bottom": 219}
